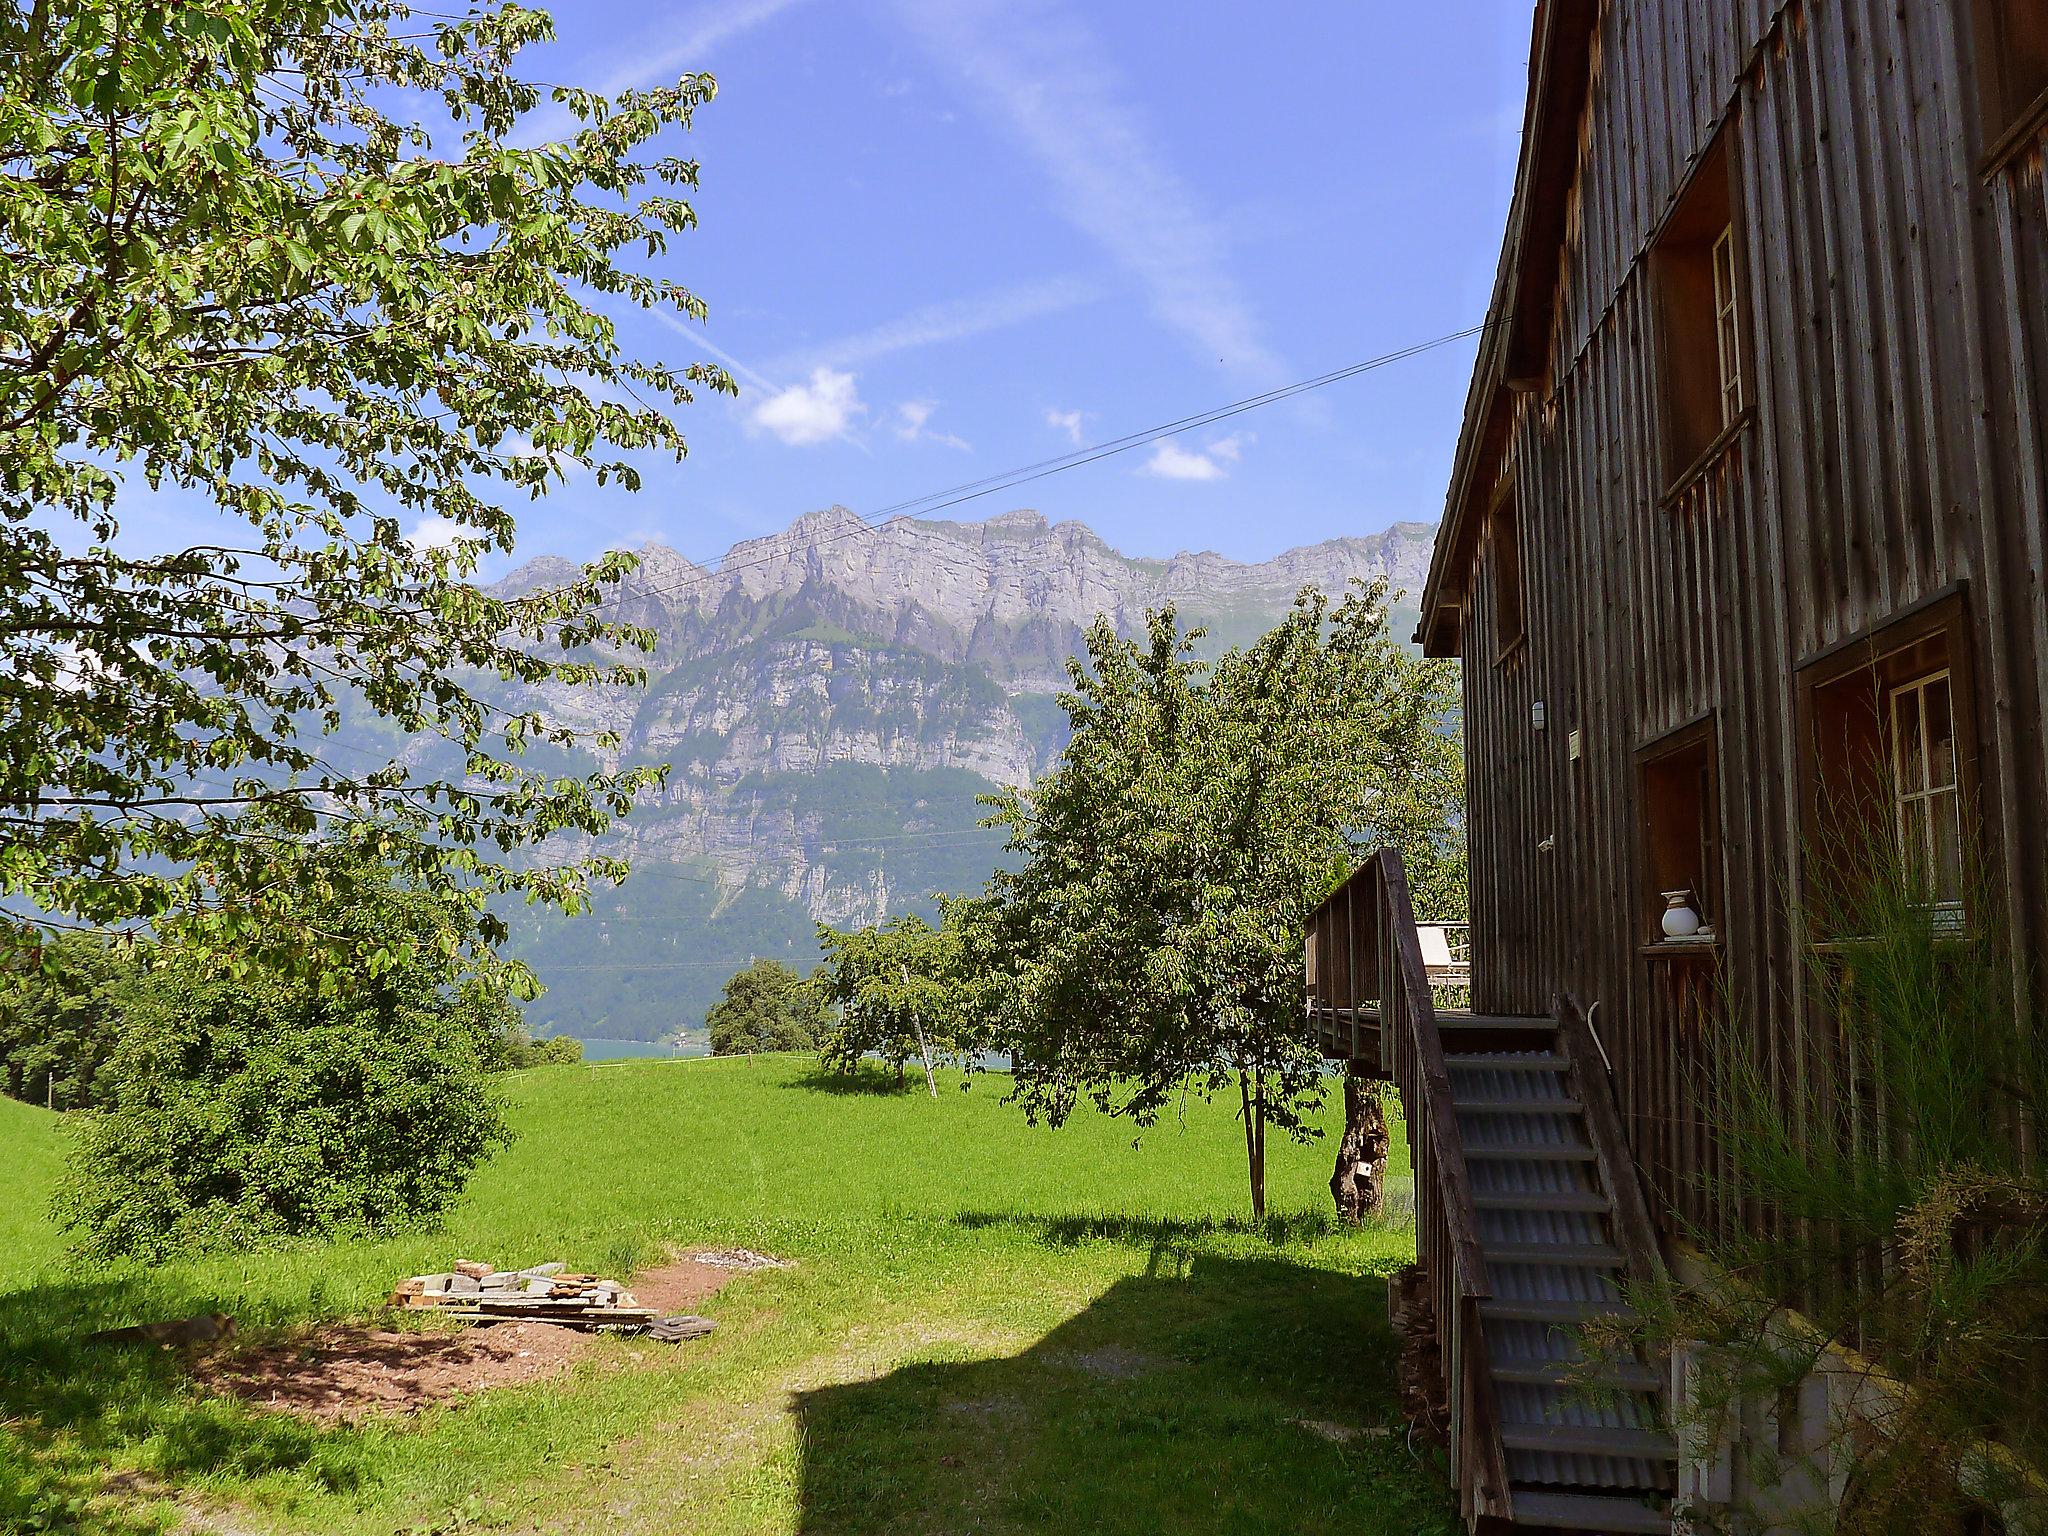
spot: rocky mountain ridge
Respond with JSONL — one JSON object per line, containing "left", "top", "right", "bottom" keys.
{"left": 486, "top": 509, "right": 1438, "bottom": 1042}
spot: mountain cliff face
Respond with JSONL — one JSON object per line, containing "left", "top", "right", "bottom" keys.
{"left": 494, "top": 510, "right": 1437, "bottom": 1042}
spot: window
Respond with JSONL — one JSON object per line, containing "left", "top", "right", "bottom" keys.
{"left": 1976, "top": 0, "right": 2048, "bottom": 155}
{"left": 1654, "top": 135, "right": 1746, "bottom": 488}
{"left": 1639, "top": 719, "right": 1722, "bottom": 945}
{"left": 1890, "top": 670, "right": 1965, "bottom": 913}
{"left": 1490, "top": 488, "right": 1526, "bottom": 660}
{"left": 1802, "top": 595, "right": 1974, "bottom": 925}
{"left": 1713, "top": 227, "right": 1743, "bottom": 428}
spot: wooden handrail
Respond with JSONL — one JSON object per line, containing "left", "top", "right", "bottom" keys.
{"left": 1557, "top": 991, "right": 1665, "bottom": 1289}
{"left": 1378, "top": 851, "right": 1491, "bottom": 1300}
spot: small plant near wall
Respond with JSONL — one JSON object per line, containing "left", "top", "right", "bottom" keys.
{"left": 1619, "top": 799, "right": 2048, "bottom": 1535}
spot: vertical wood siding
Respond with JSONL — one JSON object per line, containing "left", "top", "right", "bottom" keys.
{"left": 1453, "top": 0, "right": 2048, "bottom": 1242}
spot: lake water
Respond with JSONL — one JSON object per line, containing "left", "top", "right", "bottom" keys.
{"left": 575, "top": 1036, "right": 709, "bottom": 1061}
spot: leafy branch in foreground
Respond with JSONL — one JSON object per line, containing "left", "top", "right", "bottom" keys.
{"left": 977, "top": 582, "right": 1464, "bottom": 1220}
{"left": 0, "top": 1, "right": 735, "bottom": 972}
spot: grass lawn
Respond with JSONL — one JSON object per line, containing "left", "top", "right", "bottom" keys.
{"left": 0, "top": 1056, "right": 1455, "bottom": 1535}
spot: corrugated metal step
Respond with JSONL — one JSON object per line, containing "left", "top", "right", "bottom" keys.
{"left": 1454, "top": 1096, "right": 1586, "bottom": 1114}
{"left": 1500, "top": 1424, "right": 1677, "bottom": 1461}
{"left": 1445, "top": 1052, "right": 1571, "bottom": 1071}
{"left": 1474, "top": 1190, "right": 1613, "bottom": 1213}
{"left": 1481, "top": 1298, "right": 1637, "bottom": 1325}
{"left": 1489, "top": 1358, "right": 1663, "bottom": 1391}
{"left": 1510, "top": 1489, "right": 1671, "bottom": 1533}
{"left": 1464, "top": 1144, "right": 1599, "bottom": 1163}
{"left": 1482, "top": 1241, "right": 1626, "bottom": 1267}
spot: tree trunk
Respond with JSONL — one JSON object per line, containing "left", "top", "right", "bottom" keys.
{"left": 1239, "top": 1068, "right": 1268, "bottom": 1224}
{"left": 1329, "top": 1067, "right": 1390, "bottom": 1223}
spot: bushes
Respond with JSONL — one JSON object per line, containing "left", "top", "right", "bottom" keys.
{"left": 53, "top": 856, "right": 524, "bottom": 1263}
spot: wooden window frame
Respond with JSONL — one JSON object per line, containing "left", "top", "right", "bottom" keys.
{"left": 1712, "top": 226, "right": 1744, "bottom": 428}
{"left": 1636, "top": 714, "right": 1724, "bottom": 952}
{"left": 1652, "top": 129, "right": 1750, "bottom": 498}
{"left": 1975, "top": 0, "right": 2048, "bottom": 174}
{"left": 1795, "top": 587, "right": 1980, "bottom": 927}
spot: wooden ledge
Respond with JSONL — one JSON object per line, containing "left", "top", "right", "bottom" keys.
{"left": 1659, "top": 409, "right": 1752, "bottom": 511}
{"left": 1639, "top": 938, "right": 1722, "bottom": 959}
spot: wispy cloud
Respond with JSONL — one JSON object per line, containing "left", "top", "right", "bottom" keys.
{"left": 891, "top": 399, "right": 971, "bottom": 451}
{"left": 766, "top": 274, "right": 1101, "bottom": 377}
{"left": 749, "top": 367, "right": 865, "bottom": 446}
{"left": 1045, "top": 407, "right": 1087, "bottom": 446}
{"left": 892, "top": 0, "right": 1284, "bottom": 380}
{"left": 1140, "top": 432, "right": 1247, "bottom": 482}
{"left": 513, "top": 0, "right": 806, "bottom": 146}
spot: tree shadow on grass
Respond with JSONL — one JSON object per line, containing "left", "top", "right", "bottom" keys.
{"left": 0, "top": 1273, "right": 369, "bottom": 1534}
{"left": 954, "top": 1206, "right": 1411, "bottom": 1265}
{"left": 786, "top": 1063, "right": 923, "bottom": 1097}
{"left": 792, "top": 1246, "right": 1460, "bottom": 1536}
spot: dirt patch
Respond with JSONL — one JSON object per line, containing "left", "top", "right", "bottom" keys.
{"left": 190, "top": 1251, "right": 769, "bottom": 1424}
{"left": 629, "top": 1254, "right": 752, "bottom": 1314}
{"left": 193, "top": 1320, "right": 592, "bottom": 1423}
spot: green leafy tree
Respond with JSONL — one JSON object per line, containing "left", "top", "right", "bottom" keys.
{"left": 0, "top": 932, "right": 151, "bottom": 1109}
{"left": 56, "top": 837, "right": 525, "bottom": 1260}
{"left": 706, "top": 957, "right": 829, "bottom": 1057}
{"left": 0, "top": 1, "right": 733, "bottom": 971}
{"left": 815, "top": 910, "right": 980, "bottom": 1094}
{"left": 492, "top": 1023, "right": 584, "bottom": 1069}
{"left": 979, "top": 583, "right": 1463, "bottom": 1220}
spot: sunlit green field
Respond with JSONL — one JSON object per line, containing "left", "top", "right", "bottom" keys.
{"left": 0, "top": 1056, "right": 1452, "bottom": 1535}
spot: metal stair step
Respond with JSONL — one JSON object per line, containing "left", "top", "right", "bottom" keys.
{"left": 1437, "top": 1014, "right": 1555, "bottom": 1031}
{"left": 1445, "top": 1052, "right": 1571, "bottom": 1071}
{"left": 1474, "top": 1190, "right": 1613, "bottom": 1213}
{"left": 1510, "top": 1489, "right": 1671, "bottom": 1533}
{"left": 1489, "top": 1358, "right": 1664, "bottom": 1392}
{"left": 1454, "top": 1096, "right": 1585, "bottom": 1114}
{"left": 1500, "top": 1423, "right": 1678, "bottom": 1461}
{"left": 1463, "top": 1144, "right": 1599, "bottom": 1162}
{"left": 1481, "top": 1298, "right": 1636, "bottom": 1325}
{"left": 1483, "top": 1241, "right": 1627, "bottom": 1267}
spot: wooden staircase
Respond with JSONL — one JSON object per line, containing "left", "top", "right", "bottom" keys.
{"left": 1445, "top": 1016, "right": 1675, "bottom": 1533}
{"left": 1308, "top": 852, "right": 1674, "bottom": 1535}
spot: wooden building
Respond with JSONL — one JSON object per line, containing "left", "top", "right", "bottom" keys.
{"left": 1306, "top": 1, "right": 2048, "bottom": 1530}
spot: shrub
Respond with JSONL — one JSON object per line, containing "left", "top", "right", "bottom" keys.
{"left": 55, "top": 858, "right": 521, "bottom": 1262}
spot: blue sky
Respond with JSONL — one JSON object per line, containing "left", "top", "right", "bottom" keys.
{"left": 164, "top": 3, "right": 1533, "bottom": 569}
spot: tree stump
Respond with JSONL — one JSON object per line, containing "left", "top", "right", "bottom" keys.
{"left": 1329, "top": 1067, "right": 1390, "bottom": 1223}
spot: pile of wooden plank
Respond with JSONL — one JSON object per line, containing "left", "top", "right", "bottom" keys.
{"left": 388, "top": 1260, "right": 658, "bottom": 1330}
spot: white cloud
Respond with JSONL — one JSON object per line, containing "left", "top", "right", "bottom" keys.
{"left": 405, "top": 516, "right": 467, "bottom": 550}
{"left": 893, "top": 0, "right": 1284, "bottom": 380}
{"left": 749, "top": 367, "right": 864, "bottom": 446}
{"left": 1046, "top": 408, "right": 1087, "bottom": 446}
{"left": 892, "top": 399, "right": 971, "bottom": 451}
{"left": 1140, "top": 433, "right": 1248, "bottom": 482}
{"left": 767, "top": 274, "right": 1100, "bottom": 376}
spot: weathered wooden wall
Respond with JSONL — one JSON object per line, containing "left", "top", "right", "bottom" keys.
{"left": 1446, "top": 0, "right": 2048, "bottom": 1242}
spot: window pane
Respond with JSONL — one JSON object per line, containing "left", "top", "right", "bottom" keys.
{"left": 1926, "top": 675, "right": 1955, "bottom": 789}
{"left": 1931, "top": 787, "right": 1964, "bottom": 906}
{"left": 1900, "top": 796, "right": 1930, "bottom": 888}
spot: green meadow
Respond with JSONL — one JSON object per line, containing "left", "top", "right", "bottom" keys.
{"left": 0, "top": 1056, "right": 1455, "bottom": 1535}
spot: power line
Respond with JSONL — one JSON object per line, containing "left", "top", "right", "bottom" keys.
{"left": 593, "top": 320, "right": 1492, "bottom": 612}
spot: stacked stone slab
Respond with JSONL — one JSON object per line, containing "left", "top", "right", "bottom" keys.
{"left": 388, "top": 1259, "right": 657, "bottom": 1328}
